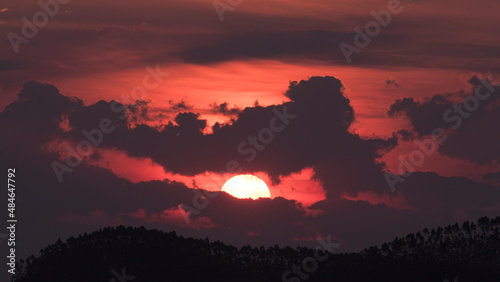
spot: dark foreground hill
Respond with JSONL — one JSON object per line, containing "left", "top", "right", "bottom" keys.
{"left": 12, "top": 216, "right": 500, "bottom": 282}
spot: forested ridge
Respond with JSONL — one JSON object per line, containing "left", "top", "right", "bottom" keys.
{"left": 13, "top": 216, "right": 500, "bottom": 281}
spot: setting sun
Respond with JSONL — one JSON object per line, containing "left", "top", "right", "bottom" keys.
{"left": 221, "top": 174, "right": 271, "bottom": 200}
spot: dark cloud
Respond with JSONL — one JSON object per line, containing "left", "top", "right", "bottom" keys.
{"left": 179, "top": 30, "right": 354, "bottom": 64}
{"left": 0, "top": 84, "right": 309, "bottom": 257}
{"left": 0, "top": 81, "right": 82, "bottom": 147}
{"left": 387, "top": 76, "right": 500, "bottom": 165}
{"left": 483, "top": 171, "right": 500, "bottom": 181}
{"left": 126, "top": 100, "right": 154, "bottom": 124}
{"left": 399, "top": 172, "right": 500, "bottom": 213}
{"left": 210, "top": 102, "right": 241, "bottom": 116}
{"left": 395, "top": 129, "right": 415, "bottom": 141}
{"left": 1, "top": 0, "right": 500, "bottom": 103}
{"left": 177, "top": 27, "right": 500, "bottom": 71}
{"left": 56, "top": 76, "right": 398, "bottom": 199}
{"left": 169, "top": 112, "right": 207, "bottom": 136}
{"left": 385, "top": 79, "right": 401, "bottom": 88}
{"left": 169, "top": 99, "right": 193, "bottom": 111}
{"left": 308, "top": 171, "right": 500, "bottom": 250}
{"left": 0, "top": 59, "right": 25, "bottom": 71}
{"left": 387, "top": 95, "right": 453, "bottom": 135}
{"left": 2, "top": 78, "right": 500, "bottom": 265}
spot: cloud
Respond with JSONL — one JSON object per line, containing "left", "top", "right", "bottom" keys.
{"left": 55, "top": 76, "right": 398, "bottom": 199}
{"left": 0, "top": 81, "right": 82, "bottom": 146}
{"left": 387, "top": 76, "right": 500, "bottom": 165}
{"left": 210, "top": 102, "right": 241, "bottom": 116}
{"left": 395, "top": 129, "right": 415, "bottom": 141}
{"left": 385, "top": 79, "right": 401, "bottom": 89}
{"left": 176, "top": 27, "right": 500, "bottom": 71}
{"left": 483, "top": 171, "right": 500, "bottom": 182}
{"left": 2, "top": 78, "right": 500, "bottom": 260}
{"left": 387, "top": 95, "right": 453, "bottom": 135}
{"left": 0, "top": 60, "right": 26, "bottom": 71}
{"left": 179, "top": 30, "right": 354, "bottom": 64}
{"left": 169, "top": 99, "right": 193, "bottom": 111}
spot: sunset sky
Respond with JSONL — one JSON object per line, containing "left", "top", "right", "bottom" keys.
{"left": 1, "top": 0, "right": 500, "bottom": 261}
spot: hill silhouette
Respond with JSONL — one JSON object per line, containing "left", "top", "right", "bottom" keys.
{"left": 12, "top": 216, "right": 500, "bottom": 282}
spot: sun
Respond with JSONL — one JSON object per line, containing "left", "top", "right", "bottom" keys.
{"left": 221, "top": 174, "right": 271, "bottom": 200}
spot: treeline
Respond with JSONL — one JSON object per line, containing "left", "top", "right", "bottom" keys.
{"left": 12, "top": 216, "right": 500, "bottom": 281}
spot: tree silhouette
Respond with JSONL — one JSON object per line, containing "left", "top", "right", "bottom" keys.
{"left": 12, "top": 216, "right": 500, "bottom": 282}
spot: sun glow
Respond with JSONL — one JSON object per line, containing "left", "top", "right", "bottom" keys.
{"left": 221, "top": 174, "right": 271, "bottom": 200}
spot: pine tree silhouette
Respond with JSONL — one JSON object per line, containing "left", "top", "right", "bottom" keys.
{"left": 12, "top": 216, "right": 500, "bottom": 282}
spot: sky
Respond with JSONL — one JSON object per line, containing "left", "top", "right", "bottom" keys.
{"left": 1, "top": 0, "right": 500, "bottom": 264}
